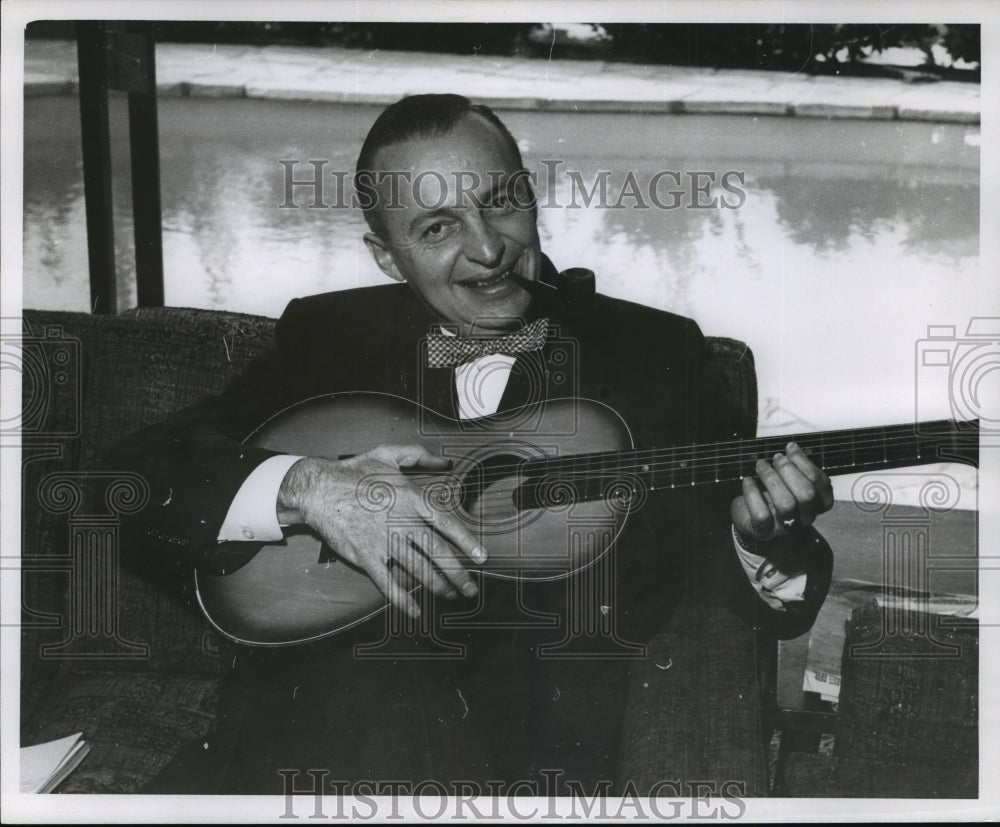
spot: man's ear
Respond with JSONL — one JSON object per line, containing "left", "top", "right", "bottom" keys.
{"left": 364, "top": 232, "right": 405, "bottom": 282}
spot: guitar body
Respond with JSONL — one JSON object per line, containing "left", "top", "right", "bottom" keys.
{"left": 195, "top": 392, "right": 635, "bottom": 646}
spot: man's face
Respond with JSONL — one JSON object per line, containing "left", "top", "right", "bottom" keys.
{"left": 363, "top": 113, "right": 541, "bottom": 335}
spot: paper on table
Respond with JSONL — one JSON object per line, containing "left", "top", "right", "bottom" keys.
{"left": 802, "top": 667, "right": 841, "bottom": 704}
{"left": 20, "top": 732, "right": 90, "bottom": 793}
{"left": 802, "top": 593, "right": 853, "bottom": 703}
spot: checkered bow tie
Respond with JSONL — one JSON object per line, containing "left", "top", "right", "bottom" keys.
{"left": 425, "top": 317, "right": 550, "bottom": 369}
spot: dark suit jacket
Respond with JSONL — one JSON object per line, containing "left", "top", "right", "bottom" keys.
{"left": 107, "top": 258, "right": 831, "bottom": 640}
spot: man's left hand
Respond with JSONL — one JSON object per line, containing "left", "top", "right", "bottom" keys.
{"left": 730, "top": 441, "right": 834, "bottom": 543}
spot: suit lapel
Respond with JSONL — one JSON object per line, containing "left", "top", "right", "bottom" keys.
{"left": 420, "top": 365, "right": 458, "bottom": 418}
{"left": 387, "top": 296, "right": 458, "bottom": 417}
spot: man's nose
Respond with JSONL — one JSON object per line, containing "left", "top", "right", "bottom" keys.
{"left": 463, "top": 214, "right": 505, "bottom": 268}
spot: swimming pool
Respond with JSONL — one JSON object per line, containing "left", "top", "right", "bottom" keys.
{"left": 22, "top": 96, "right": 982, "bottom": 473}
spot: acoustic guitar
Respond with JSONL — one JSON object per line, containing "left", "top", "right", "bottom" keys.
{"left": 194, "top": 392, "right": 978, "bottom": 646}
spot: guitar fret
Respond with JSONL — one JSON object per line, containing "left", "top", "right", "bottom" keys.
{"left": 518, "top": 418, "right": 976, "bottom": 506}
{"left": 885, "top": 425, "right": 914, "bottom": 465}
{"left": 580, "top": 449, "right": 593, "bottom": 503}
{"left": 666, "top": 452, "right": 677, "bottom": 489}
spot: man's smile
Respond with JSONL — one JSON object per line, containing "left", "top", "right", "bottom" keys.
{"left": 457, "top": 267, "right": 517, "bottom": 291}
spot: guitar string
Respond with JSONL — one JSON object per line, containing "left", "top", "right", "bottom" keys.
{"left": 399, "top": 429, "right": 963, "bottom": 489}
{"left": 397, "top": 426, "right": 962, "bottom": 483}
{"left": 380, "top": 427, "right": 970, "bottom": 517}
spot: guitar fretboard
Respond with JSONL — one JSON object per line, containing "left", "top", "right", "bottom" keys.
{"left": 516, "top": 419, "right": 977, "bottom": 508}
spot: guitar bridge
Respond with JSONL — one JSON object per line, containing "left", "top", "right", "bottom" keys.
{"left": 317, "top": 542, "right": 337, "bottom": 564}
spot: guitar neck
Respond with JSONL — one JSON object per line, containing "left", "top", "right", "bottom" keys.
{"left": 518, "top": 419, "right": 978, "bottom": 505}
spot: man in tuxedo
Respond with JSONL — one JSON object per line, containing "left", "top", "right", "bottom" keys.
{"left": 112, "top": 94, "right": 833, "bottom": 796}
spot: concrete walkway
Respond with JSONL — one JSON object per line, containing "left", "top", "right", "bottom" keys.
{"left": 24, "top": 39, "right": 980, "bottom": 123}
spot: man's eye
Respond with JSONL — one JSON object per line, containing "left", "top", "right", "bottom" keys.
{"left": 423, "top": 222, "right": 445, "bottom": 238}
{"left": 487, "top": 195, "right": 512, "bottom": 212}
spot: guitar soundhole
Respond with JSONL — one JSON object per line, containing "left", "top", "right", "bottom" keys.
{"left": 459, "top": 453, "right": 525, "bottom": 524}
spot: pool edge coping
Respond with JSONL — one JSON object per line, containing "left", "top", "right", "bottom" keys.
{"left": 22, "top": 37, "right": 981, "bottom": 126}
{"left": 23, "top": 78, "right": 981, "bottom": 125}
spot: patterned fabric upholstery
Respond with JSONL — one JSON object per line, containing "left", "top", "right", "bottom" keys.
{"left": 22, "top": 672, "right": 219, "bottom": 794}
{"left": 21, "top": 308, "right": 275, "bottom": 677}
{"left": 780, "top": 602, "right": 978, "bottom": 798}
{"left": 704, "top": 335, "right": 758, "bottom": 437}
{"left": 20, "top": 307, "right": 275, "bottom": 793}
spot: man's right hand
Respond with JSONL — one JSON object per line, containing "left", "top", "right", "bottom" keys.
{"left": 276, "top": 445, "right": 487, "bottom": 618}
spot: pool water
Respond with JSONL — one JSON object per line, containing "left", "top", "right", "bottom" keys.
{"left": 23, "top": 96, "right": 984, "bottom": 502}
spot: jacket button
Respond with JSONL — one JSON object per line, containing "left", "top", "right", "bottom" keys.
{"left": 242, "top": 528, "right": 255, "bottom": 540}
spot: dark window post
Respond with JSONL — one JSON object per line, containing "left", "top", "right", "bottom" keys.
{"left": 76, "top": 21, "right": 164, "bottom": 313}
{"left": 76, "top": 21, "right": 116, "bottom": 314}
{"left": 120, "top": 22, "right": 164, "bottom": 308}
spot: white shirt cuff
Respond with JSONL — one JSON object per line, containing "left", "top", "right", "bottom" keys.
{"left": 217, "top": 454, "right": 305, "bottom": 543}
{"left": 732, "top": 524, "right": 808, "bottom": 611}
